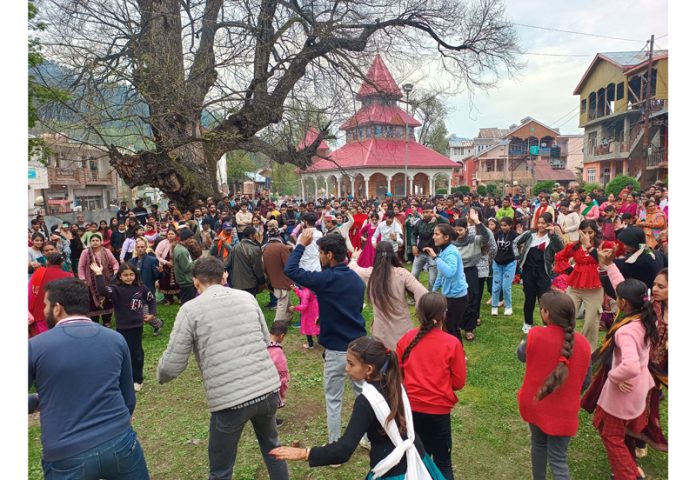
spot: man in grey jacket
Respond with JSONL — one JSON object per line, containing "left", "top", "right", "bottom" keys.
{"left": 157, "top": 256, "right": 288, "bottom": 480}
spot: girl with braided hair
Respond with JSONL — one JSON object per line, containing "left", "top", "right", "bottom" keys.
{"left": 517, "top": 291, "right": 591, "bottom": 480}
{"left": 396, "top": 292, "right": 466, "bottom": 480}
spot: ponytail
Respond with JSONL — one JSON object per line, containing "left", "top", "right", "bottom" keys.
{"left": 616, "top": 278, "right": 659, "bottom": 346}
{"left": 535, "top": 291, "right": 576, "bottom": 401}
{"left": 348, "top": 336, "right": 406, "bottom": 434}
{"left": 401, "top": 293, "right": 447, "bottom": 364}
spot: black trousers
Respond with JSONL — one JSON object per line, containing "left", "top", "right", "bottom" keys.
{"left": 445, "top": 295, "right": 468, "bottom": 343}
{"left": 118, "top": 327, "right": 144, "bottom": 384}
{"left": 462, "top": 267, "right": 480, "bottom": 332}
{"left": 521, "top": 267, "right": 551, "bottom": 326}
{"left": 179, "top": 285, "right": 197, "bottom": 305}
{"left": 412, "top": 411, "right": 454, "bottom": 480}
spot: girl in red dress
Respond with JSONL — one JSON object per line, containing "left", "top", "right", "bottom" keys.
{"left": 554, "top": 220, "right": 614, "bottom": 349}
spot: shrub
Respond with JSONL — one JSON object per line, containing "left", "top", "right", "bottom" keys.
{"left": 476, "top": 185, "right": 487, "bottom": 196}
{"left": 581, "top": 182, "right": 603, "bottom": 194}
{"left": 605, "top": 175, "right": 640, "bottom": 197}
{"left": 532, "top": 180, "right": 556, "bottom": 196}
{"left": 485, "top": 183, "right": 500, "bottom": 197}
{"left": 452, "top": 185, "right": 470, "bottom": 194}
{"left": 436, "top": 188, "right": 448, "bottom": 195}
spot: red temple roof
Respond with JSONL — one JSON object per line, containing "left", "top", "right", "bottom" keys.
{"left": 297, "top": 127, "right": 330, "bottom": 151}
{"left": 356, "top": 54, "right": 403, "bottom": 99}
{"left": 305, "top": 138, "right": 458, "bottom": 172}
{"left": 340, "top": 103, "right": 421, "bottom": 130}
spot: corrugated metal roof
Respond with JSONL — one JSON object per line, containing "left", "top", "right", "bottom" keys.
{"left": 448, "top": 136, "right": 474, "bottom": 147}
{"left": 601, "top": 50, "right": 668, "bottom": 67}
{"left": 477, "top": 128, "right": 509, "bottom": 139}
{"left": 304, "top": 138, "right": 458, "bottom": 172}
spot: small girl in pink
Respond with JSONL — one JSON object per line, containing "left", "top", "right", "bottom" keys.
{"left": 291, "top": 285, "right": 320, "bottom": 349}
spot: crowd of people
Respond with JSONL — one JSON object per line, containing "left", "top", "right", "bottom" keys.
{"left": 28, "top": 181, "right": 668, "bottom": 479}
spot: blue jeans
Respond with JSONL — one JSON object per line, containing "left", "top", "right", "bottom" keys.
{"left": 491, "top": 260, "right": 517, "bottom": 309}
{"left": 411, "top": 253, "right": 437, "bottom": 291}
{"left": 42, "top": 428, "right": 149, "bottom": 480}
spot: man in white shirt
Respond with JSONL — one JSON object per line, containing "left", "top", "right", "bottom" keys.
{"left": 372, "top": 210, "right": 403, "bottom": 253}
{"left": 297, "top": 213, "right": 322, "bottom": 272}
{"left": 235, "top": 202, "right": 253, "bottom": 233}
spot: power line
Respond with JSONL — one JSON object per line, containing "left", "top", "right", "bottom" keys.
{"left": 549, "top": 105, "right": 580, "bottom": 126}
{"left": 655, "top": 33, "right": 668, "bottom": 40}
{"left": 521, "top": 52, "right": 594, "bottom": 57}
{"left": 512, "top": 23, "right": 646, "bottom": 42}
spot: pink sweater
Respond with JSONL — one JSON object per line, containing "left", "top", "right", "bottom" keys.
{"left": 599, "top": 262, "right": 655, "bottom": 419}
{"left": 267, "top": 343, "right": 289, "bottom": 406}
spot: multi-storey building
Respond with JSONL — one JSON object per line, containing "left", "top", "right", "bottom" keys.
{"left": 448, "top": 136, "right": 475, "bottom": 187}
{"left": 472, "top": 118, "right": 577, "bottom": 188}
{"left": 574, "top": 50, "right": 668, "bottom": 187}
{"left": 41, "top": 134, "right": 120, "bottom": 212}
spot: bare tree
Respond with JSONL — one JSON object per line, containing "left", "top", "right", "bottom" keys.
{"left": 38, "top": 0, "right": 520, "bottom": 206}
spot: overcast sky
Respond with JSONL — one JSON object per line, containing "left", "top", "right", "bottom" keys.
{"left": 442, "top": 0, "right": 668, "bottom": 139}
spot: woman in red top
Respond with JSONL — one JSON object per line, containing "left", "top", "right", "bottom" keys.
{"left": 349, "top": 206, "right": 368, "bottom": 251}
{"left": 554, "top": 220, "right": 614, "bottom": 349}
{"left": 517, "top": 291, "right": 591, "bottom": 480}
{"left": 618, "top": 193, "right": 639, "bottom": 220}
{"left": 397, "top": 292, "right": 466, "bottom": 480}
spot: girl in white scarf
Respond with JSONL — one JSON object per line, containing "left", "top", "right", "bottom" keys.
{"left": 270, "top": 336, "right": 445, "bottom": 479}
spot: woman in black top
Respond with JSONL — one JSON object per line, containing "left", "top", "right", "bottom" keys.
{"left": 270, "top": 336, "right": 444, "bottom": 479}
{"left": 512, "top": 212, "right": 564, "bottom": 334}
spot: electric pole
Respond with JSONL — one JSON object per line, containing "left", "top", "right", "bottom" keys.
{"left": 641, "top": 34, "right": 655, "bottom": 181}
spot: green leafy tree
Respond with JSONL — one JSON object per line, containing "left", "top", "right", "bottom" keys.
{"left": 605, "top": 175, "right": 640, "bottom": 197}
{"left": 476, "top": 185, "right": 487, "bottom": 196}
{"left": 271, "top": 163, "right": 299, "bottom": 196}
{"left": 533, "top": 180, "right": 556, "bottom": 196}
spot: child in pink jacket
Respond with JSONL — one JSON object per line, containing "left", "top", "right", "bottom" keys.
{"left": 267, "top": 321, "right": 290, "bottom": 426}
{"left": 593, "top": 276, "right": 657, "bottom": 480}
{"left": 291, "top": 285, "right": 320, "bottom": 349}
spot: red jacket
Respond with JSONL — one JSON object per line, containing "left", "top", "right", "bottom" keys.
{"left": 554, "top": 241, "right": 615, "bottom": 289}
{"left": 517, "top": 325, "right": 591, "bottom": 436}
{"left": 396, "top": 328, "right": 466, "bottom": 415}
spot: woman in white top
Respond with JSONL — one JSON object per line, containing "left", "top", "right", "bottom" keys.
{"left": 556, "top": 200, "right": 581, "bottom": 243}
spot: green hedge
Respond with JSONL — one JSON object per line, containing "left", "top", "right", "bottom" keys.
{"left": 452, "top": 186, "right": 470, "bottom": 194}
{"left": 532, "top": 180, "right": 556, "bottom": 196}
{"left": 581, "top": 182, "right": 602, "bottom": 193}
{"left": 605, "top": 175, "right": 640, "bottom": 196}
{"left": 476, "top": 185, "right": 487, "bottom": 196}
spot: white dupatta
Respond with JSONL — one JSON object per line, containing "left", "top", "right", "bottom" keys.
{"left": 361, "top": 383, "right": 432, "bottom": 480}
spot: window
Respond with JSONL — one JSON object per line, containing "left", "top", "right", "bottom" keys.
{"left": 581, "top": 99, "right": 587, "bottom": 113}
{"left": 89, "top": 159, "right": 98, "bottom": 171}
{"left": 386, "top": 126, "right": 393, "bottom": 138}
{"left": 616, "top": 83, "right": 624, "bottom": 100}
{"left": 395, "top": 127, "right": 404, "bottom": 138}
{"left": 587, "top": 168, "right": 596, "bottom": 183}
{"left": 375, "top": 125, "right": 382, "bottom": 137}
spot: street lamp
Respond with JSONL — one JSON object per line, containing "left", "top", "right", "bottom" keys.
{"left": 402, "top": 83, "right": 413, "bottom": 197}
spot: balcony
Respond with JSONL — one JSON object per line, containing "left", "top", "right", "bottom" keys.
{"left": 476, "top": 170, "right": 533, "bottom": 183}
{"left": 48, "top": 167, "right": 116, "bottom": 187}
{"left": 646, "top": 148, "right": 668, "bottom": 169}
{"left": 48, "top": 167, "right": 83, "bottom": 185}
{"left": 588, "top": 141, "right": 629, "bottom": 161}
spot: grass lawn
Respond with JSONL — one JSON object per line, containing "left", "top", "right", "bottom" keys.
{"left": 28, "top": 273, "right": 668, "bottom": 479}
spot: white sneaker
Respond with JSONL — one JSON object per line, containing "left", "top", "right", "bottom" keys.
{"left": 359, "top": 438, "right": 371, "bottom": 450}
{"left": 504, "top": 308, "right": 513, "bottom": 316}
{"left": 522, "top": 323, "right": 532, "bottom": 334}
{"left": 134, "top": 383, "right": 142, "bottom": 392}
{"left": 491, "top": 307, "right": 499, "bottom": 316}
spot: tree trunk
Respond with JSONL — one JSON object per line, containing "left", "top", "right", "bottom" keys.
{"left": 109, "top": 141, "right": 220, "bottom": 208}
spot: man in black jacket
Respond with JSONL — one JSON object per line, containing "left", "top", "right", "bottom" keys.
{"left": 410, "top": 204, "right": 448, "bottom": 290}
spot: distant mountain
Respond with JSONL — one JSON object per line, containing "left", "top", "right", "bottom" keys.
{"left": 31, "top": 61, "right": 220, "bottom": 143}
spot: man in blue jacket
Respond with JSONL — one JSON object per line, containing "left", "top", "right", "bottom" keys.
{"left": 29, "top": 277, "right": 149, "bottom": 479}
{"left": 284, "top": 229, "right": 366, "bottom": 443}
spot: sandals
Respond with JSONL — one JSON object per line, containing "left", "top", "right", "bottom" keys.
{"left": 464, "top": 331, "right": 475, "bottom": 342}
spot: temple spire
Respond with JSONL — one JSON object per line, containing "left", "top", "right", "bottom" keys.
{"left": 356, "top": 54, "right": 402, "bottom": 101}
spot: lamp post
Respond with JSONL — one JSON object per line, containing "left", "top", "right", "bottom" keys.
{"left": 402, "top": 83, "right": 413, "bottom": 197}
